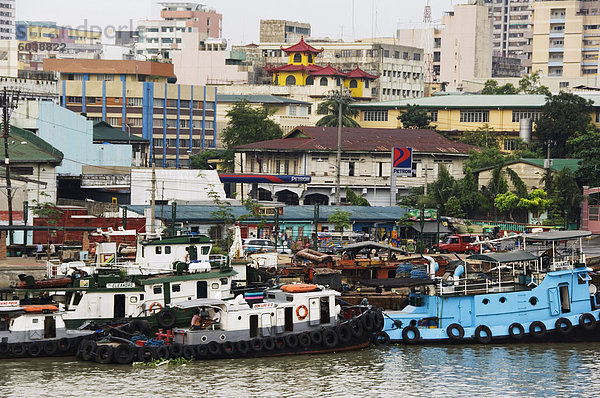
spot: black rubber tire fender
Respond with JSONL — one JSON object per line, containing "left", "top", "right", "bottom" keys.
{"left": 182, "top": 345, "right": 195, "bottom": 360}
{"left": 274, "top": 336, "right": 286, "bottom": 350}
{"left": 373, "top": 310, "right": 385, "bottom": 332}
{"left": 114, "top": 344, "right": 136, "bottom": 364}
{"left": 156, "top": 309, "right": 177, "bottom": 329}
{"left": 235, "top": 340, "right": 250, "bottom": 355}
{"left": 194, "top": 344, "right": 209, "bottom": 359}
{"left": 82, "top": 341, "right": 97, "bottom": 361}
{"left": 322, "top": 328, "right": 338, "bottom": 348}
{"left": 42, "top": 340, "right": 58, "bottom": 356}
{"left": 373, "top": 331, "right": 391, "bottom": 346}
{"left": 58, "top": 337, "right": 72, "bottom": 353}
{"left": 446, "top": 323, "right": 465, "bottom": 340}
{"left": 508, "top": 323, "right": 525, "bottom": 340}
{"left": 350, "top": 319, "right": 365, "bottom": 338}
{"left": 402, "top": 325, "right": 420, "bottom": 344}
{"left": 169, "top": 342, "right": 184, "bottom": 358}
{"left": 207, "top": 341, "right": 221, "bottom": 356}
{"left": 297, "top": 332, "right": 311, "bottom": 347}
{"left": 95, "top": 345, "right": 114, "bottom": 364}
{"left": 263, "top": 336, "right": 276, "bottom": 351}
{"left": 155, "top": 345, "right": 169, "bottom": 360}
{"left": 309, "top": 330, "right": 323, "bottom": 346}
{"left": 579, "top": 313, "right": 597, "bottom": 331}
{"left": 250, "top": 338, "right": 264, "bottom": 352}
{"left": 137, "top": 346, "right": 156, "bottom": 362}
{"left": 336, "top": 323, "right": 352, "bottom": 344}
{"left": 28, "top": 342, "right": 42, "bottom": 357}
{"left": 221, "top": 341, "right": 235, "bottom": 355}
{"left": 284, "top": 334, "right": 298, "bottom": 349}
{"left": 474, "top": 325, "right": 492, "bottom": 344}
{"left": 129, "top": 320, "right": 151, "bottom": 336}
{"left": 361, "top": 312, "right": 375, "bottom": 332}
{"left": 0, "top": 341, "right": 9, "bottom": 355}
{"left": 555, "top": 317, "right": 573, "bottom": 335}
{"left": 12, "top": 343, "right": 27, "bottom": 358}
{"left": 529, "top": 321, "right": 547, "bottom": 338}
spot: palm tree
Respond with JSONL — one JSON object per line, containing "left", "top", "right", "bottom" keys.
{"left": 315, "top": 99, "right": 361, "bottom": 127}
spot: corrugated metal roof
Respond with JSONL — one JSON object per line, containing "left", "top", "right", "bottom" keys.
{"left": 93, "top": 121, "right": 148, "bottom": 143}
{"left": 352, "top": 93, "right": 600, "bottom": 109}
{"left": 468, "top": 251, "right": 539, "bottom": 263}
{"left": 8, "top": 125, "right": 63, "bottom": 164}
{"left": 216, "top": 94, "right": 310, "bottom": 105}
{"left": 235, "top": 126, "right": 474, "bottom": 154}
{"left": 126, "top": 205, "right": 410, "bottom": 223}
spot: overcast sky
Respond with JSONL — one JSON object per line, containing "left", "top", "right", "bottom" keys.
{"left": 17, "top": 0, "right": 466, "bottom": 45}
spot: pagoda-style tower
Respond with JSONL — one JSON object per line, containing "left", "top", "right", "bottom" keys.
{"left": 343, "top": 66, "right": 379, "bottom": 98}
{"left": 266, "top": 37, "right": 323, "bottom": 86}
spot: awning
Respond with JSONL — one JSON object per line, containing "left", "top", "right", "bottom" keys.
{"left": 173, "top": 299, "right": 228, "bottom": 309}
{"left": 410, "top": 221, "right": 451, "bottom": 234}
{"left": 524, "top": 230, "right": 592, "bottom": 242}
{"left": 468, "top": 251, "right": 539, "bottom": 263}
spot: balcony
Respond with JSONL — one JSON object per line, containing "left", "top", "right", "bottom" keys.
{"left": 549, "top": 32, "right": 565, "bottom": 38}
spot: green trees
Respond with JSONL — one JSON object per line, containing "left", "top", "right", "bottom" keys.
{"left": 345, "top": 187, "right": 370, "bottom": 206}
{"left": 221, "top": 100, "right": 283, "bottom": 171}
{"left": 316, "top": 99, "right": 360, "bottom": 127}
{"left": 482, "top": 80, "right": 519, "bottom": 95}
{"left": 190, "top": 149, "right": 220, "bottom": 170}
{"left": 480, "top": 71, "right": 550, "bottom": 95}
{"left": 398, "top": 104, "right": 432, "bottom": 129}
{"left": 328, "top": 209, "right": 351, "bottom": 236}
{"left": 534, "top": 92, "right": 593, "bottom": 158}
{"left": 568, "top": 126, "right": 600, "bottom": 187}
{"left": 460, "top": 124, "right": 499, "bottom": 149}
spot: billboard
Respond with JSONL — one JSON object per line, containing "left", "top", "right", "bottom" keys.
{"left": 392, "top": 147, "right": 412, "bottom": 176}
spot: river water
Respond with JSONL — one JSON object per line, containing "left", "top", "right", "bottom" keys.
{"left": 2, "top": 343, "right": 600, "bottom": 397}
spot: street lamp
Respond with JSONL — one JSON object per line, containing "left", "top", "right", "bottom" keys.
{"left": 326, "top": 88, "right": 352, "bottom": 206}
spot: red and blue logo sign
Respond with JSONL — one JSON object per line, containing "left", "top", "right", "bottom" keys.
{"left": 392, "top": 147, "right": 412, "bottom": 176}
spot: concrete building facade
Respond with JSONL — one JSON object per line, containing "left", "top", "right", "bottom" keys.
{"left": 0, "top": 0, "right": 15, "bottom": 39}
{"left": 260, "top": 20, "right": 311, "bottom": 44}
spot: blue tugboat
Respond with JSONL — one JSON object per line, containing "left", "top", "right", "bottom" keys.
{"left": 378, "top": 231, "right": 600, "bottom": 344}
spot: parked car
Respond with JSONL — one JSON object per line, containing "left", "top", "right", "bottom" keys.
{"left": 243, "top": 239, "right": 276, "bottom": 254}
{"left": 433, "top": 234, "right": 493, "bottom": 254}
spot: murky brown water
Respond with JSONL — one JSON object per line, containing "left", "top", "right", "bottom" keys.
{"left": 2, "top": 343, "right": 600, "bottom": 397}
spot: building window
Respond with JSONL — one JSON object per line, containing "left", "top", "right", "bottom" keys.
{"left": 308, "top": 54, "right": 313, "bottom": 63}
{"left": 306, "top": 76, "right": 314, "bottom": 85}
{"left": 590, "top": 206, "right": 599, "bottom": 221}
{"left": 285, "top": 75, "right": 296, "bottom": 86}
{"left": 429, "top": 110, "right": 438, "bottom": 122}
{"left": 512, "top": 110, "right": 541, "bottom": 123}
{"left": 128, "top": 118, "right": 143, "bottom": 127}
{"left": 336, "top": 77, "right": 341, "bottom": 86}
{"left": 341, "top": 50, "right": 352, "bottom": 57}
{"left": 67, "top": 96, "right": 82, "bottom": 104}
{"left": 293, "top": 53, "right": 301, "bottom": 63}
{"left": 128, "top": 97, "right": 143, "bottom": 106}
{"left": 349, "top": 161, "right": 355, "bottom": 176}
{"left": 319, "top": 77, "right": 328, "bottom": 86}
{"left": 108, "top": 117, "right": 121, "bottom": 126}
{"left": 459, "top": 110, "right": 489, "bottom": 123}
{"left": 364, "top": 110, "right": 388, "bottom": 122}
{"left": 349, "top": 79, "right": 358, "bottom": 88}
{"left": 503, "top": 139, "right": 517, "bottom": 151}
{"left": 414, "top": 53, "right": 421, "bottom": 61}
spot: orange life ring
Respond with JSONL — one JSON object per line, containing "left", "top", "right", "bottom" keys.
{"left": 148, "top": 302, "right": 163, "bottom": 313}
{"left": 296, "top": 305, "right": 308, "bottom": 320}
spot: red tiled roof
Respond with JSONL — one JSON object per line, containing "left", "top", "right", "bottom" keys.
{"left": 265, "top": 64, "right": 323, "bottom": 73}
{"left": 235, "top": 126, "right": 475, "bottom": 154}
{"left": 310, "top": 64, "right": 347, "bottom": 77}
{"left": 345, "top": 66, "right": 379, "bottom": 79}
{"left": 281, "top": 37, "right": 324, "bottom": 54}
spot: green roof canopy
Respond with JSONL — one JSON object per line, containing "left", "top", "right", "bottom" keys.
{"left": 8, "top": 125, "right": 63, "bottom": 164}
{"left": 93, "top": 121, "right": 148, "bottom": 144}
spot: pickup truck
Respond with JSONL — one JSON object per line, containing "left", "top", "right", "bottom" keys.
{"left": 434, "top": 234, "right": 490, "bottom": 254}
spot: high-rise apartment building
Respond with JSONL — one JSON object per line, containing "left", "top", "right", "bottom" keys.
{"left": 0, "top": 0, "right": 15, "bottom": 39}
{"left": 531, "top": 0, "right": 600, "bottom": 79}
{"left": 485, "top": 0, "right": 533, "bottom": 74}
{"left": 136, "top": 2, "right": 222, "bottom": 60}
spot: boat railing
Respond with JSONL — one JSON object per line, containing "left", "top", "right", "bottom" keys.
{"left": 436, "top": 275, "right": 525, "bottom": 296}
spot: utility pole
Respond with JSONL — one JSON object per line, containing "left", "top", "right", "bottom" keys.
{"left": 150, "top": 163, "right": 156, "bottom": 236}
{"left": 2, "top": 89, "right": 19, "bottom": 247}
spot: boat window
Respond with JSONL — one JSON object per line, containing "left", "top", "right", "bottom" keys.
{"left": 267, "top": 294, "right": 276, "bottom": 299}
{"left": 286, "top": 296, "right": 294, "bottom": 302}
{"left": 140, "top": 294, "right": 144, "bottom": 301}
{"left": 153, "top": 285, "right": 162, "bottom": 294}
{"left": 32, "top": 318, "right": 38, "bottom": 324}
{"left": 482, "top": 298, "right": 489, "bottom": 305}
{"left": 220, "top": 278, "right": 228, "bottom": 285}
{"left": 172, "top": 284, "right": 181, "bottom": 292}
{"left": 529, "top": 297, "right": 538, "bottom": 305}
{"left": 211, "top": 283, "right": 219, "bottom": 290}
{"left": 559, "top": 284, "right": 571, "bottom": 313}
{"left": 249, "top": 314, "right": 259, "bottom": 338}
{"left": 141, "top": 246, "right": 145, "bottom": 258}
{"left": 201, "top": 246, "right": 210, "bottom": 255}
{"left": 73, "top": 292, "right": 83, "bottom": 306}
{"left": 164, "top": 246, "right": 171, "bottom": 254}
{"left": 320, "top": 297, "right": 330, "bottom": 324}
{"left": 499, "top": 297, "right": 507, "bottom": 303}
{"left": 155, "top": 246, "right": 162, "bottom": 255}
{"left": 284, "top": 307, "right": 293, "bottom": 331}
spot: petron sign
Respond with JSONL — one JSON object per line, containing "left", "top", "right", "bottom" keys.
{"left": 218, "top": 174, "right": 311, "bottom": 184}
{"left": 392, "top": 147, "right": 413, "bottom": 176}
